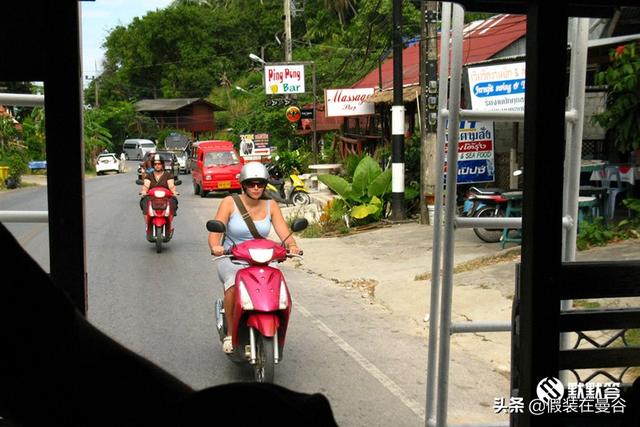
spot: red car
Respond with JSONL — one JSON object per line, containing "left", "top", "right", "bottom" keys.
{"left": 189, "top": 140, "right": 243, "bottom": 197}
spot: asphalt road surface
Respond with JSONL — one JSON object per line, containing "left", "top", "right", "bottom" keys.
{"left": 2, "top": 164, "right": 432, "bottom": 426}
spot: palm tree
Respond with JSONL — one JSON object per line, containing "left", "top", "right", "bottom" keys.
{"left": 325, "top": 0, "right": 357, "bottom": 28}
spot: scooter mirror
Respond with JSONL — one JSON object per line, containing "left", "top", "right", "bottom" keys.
{"left": 135, "top": 179, "right": 144, "bottom": 185}
{"left": 175, "top": 179, "right": 182, "bottom": 186}
{"left": 290, "top": 218, "right": 308, "bottom": 232}
{"left": 206, "top": 220, "right": 226, "bottom": 233}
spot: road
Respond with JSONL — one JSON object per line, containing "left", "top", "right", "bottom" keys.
{"left": 1, "top": 163, "right": 432, "bottom": 426}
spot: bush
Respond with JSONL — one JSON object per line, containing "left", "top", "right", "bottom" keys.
{"left": 576, "top": 198, "right": 640, "bottom": 250}
{"left": 2, "top": 147, "right": 29, "bottom": 183}
{"left": 318, "top": 155, "right": 392, "bottom": 224}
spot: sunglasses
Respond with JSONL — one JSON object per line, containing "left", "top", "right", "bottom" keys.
{"left": 244, "top": 181, "right": 267, "bottom": 189}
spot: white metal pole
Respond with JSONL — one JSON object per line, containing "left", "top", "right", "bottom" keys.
{"left": 425, "top": 3, "right": 451, "bottom": 426}
{"left": 560, "top": 17, "right": 589, "bottom": 383}
{"left": 0, "top": 94, "right": 44, "bottom": 107}
{"left": 435, "top": 5, "right": 464, "bottom": 426}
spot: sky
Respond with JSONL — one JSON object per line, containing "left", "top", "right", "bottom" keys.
{"left": 81, "top": 0, "right": 173, "bottom": 80}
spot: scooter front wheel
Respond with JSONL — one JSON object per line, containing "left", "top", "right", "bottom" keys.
{"left": 154, "top": 225, "right": 163, "bottom": 253}
{"left": 254, "top": 333, "right": 275, "bottom": 383}
{"left": 291, "top": 191, "right": 311, "bottom": 206}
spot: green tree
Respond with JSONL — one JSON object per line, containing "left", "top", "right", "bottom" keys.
{"left": 21, "top": 107, "right": 46, "bottom": 160}
{"left": 83, "top": 108, "right": 112, "bottom": 168}
{"left": 0, "top": 115, "right": 18, "bottom": 151}
{"left": 593, "top": 43, "right": 640, "bottom": 153}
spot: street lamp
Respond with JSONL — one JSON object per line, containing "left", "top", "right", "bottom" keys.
{"left": 234, "top": 85, "right": 250, "bottom": 94}
{"left": 249, "top": 53, "right": 266, "bottom": 66}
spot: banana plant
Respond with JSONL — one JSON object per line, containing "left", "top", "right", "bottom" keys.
{"left": 318, "top": 155, "right": 391, "bottom": 222}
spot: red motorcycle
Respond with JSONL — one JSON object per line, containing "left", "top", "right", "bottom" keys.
{"left": 142, "top": 186, "right": 177, "bottom": 253}
{"left": 206, "top": 218, "right": 307, "bottom": 383}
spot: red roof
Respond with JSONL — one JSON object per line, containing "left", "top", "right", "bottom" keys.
{"left": 352, "top": 14, "right": 526, "bottom": 90}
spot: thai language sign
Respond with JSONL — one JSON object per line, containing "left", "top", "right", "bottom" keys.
{"left": 445, "top": 121, "right": 495, "bottom": 183}
{"left": 467, "top": 62, "right": 526, "bottom": 112}
{"left": 239, "top": 133, "right": 271, "bottom": 161}
{"left": 325, "top": 88, "right": 375, "bottom": 117}
{"left": 264, "top": 65, "right": 305, "bottom": 94}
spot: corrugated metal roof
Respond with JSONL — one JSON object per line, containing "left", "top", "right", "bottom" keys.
{"left": 352, "top": 14, "right": 527, "bottom": 90}
{"left": 135, "top": 98, "right": 225, "bottom": 112}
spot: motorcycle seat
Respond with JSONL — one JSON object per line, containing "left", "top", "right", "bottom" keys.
{"left": 470, "top": 187, "right": 504, "bottom": 195}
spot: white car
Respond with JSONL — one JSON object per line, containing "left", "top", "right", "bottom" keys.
{"left": 96, "top": 153, "right": 122, "bottom": 175}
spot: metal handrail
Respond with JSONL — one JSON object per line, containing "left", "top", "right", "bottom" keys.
{"left": 0, "top": 211, "right": 48, "bottom": 223}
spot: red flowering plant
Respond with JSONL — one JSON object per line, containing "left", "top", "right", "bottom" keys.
{"left": 593, "top": 43, "right": 640, "bottom": 153}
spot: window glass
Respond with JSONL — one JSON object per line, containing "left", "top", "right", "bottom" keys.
{"left": 204, "top": 151, "right": 239, "bottom": 167}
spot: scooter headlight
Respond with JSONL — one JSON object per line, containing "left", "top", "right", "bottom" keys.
{"left": 248, "top": 248, "right": 273, "bottom": 264}
{"left": 279, "top": 280, "right": 288, "bottom": 309}
{"left": 238, "top": 281, "right": 254, "bottom": 310}
{"left": 154, "top": 190, "right": 166, "bottom": 198}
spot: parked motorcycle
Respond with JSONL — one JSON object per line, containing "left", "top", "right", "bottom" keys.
{"left": 461, "top": 186, "right": 508, "bottom": 243}
{"left": 137, "top": 179, "right": 181, "bottom": 253}
{"left": 206, "top": 218, "right": 308, "bottom": 383}
{"left": 265, "top": 163, "right": 311, "bottom": 206}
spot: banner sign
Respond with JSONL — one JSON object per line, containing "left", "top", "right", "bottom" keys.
{"left": 325, "top": 88, "right": 375, "bottom": 117}
{"left": 239, "top": 133, "right": 271, "bottom": 161}
{"left": 264, "top": 64, "right": 305, "bottom": 94}
{"left": 467, "top": 62, "right": 526, "bottom": 112}
{"left": 445, "top": 121, "right": 495, "bottom": 184}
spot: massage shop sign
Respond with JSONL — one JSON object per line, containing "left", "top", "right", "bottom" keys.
{"left": 445, "top": 121, "right": 496, "bottom": 184}
{"left": 467, "top": 62, "right": 526, "bottom": 112}
{"left": 325, "top": 88, "right": 375, "bottom": 117}
{"left": 264, "top": 64, "right": 305, "bottom": 94}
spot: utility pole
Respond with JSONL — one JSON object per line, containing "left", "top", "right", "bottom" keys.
{"left": 94, "top": 60, "right": 100, "bottom": 108}
{"left": 283, "top": 0, "right": 292, "bottom": 62}
{"left": 391, "top": 0, "right": 405, "bottom": 220}
{"left": 420, "top": 1, "right": 438, "bottom": 224}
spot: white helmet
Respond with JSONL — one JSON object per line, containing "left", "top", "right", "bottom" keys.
{"left": 239, "top": 162, "right": 269, "bottom": 184}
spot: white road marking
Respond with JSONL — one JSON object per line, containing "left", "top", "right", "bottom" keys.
{"left": 296, "top": 302, "right": 426, "bottom": 421}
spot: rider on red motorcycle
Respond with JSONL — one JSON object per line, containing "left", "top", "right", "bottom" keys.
{"left": 208, "top": 162, "right": 302, "bottom": 354}
{"left": 139, "top": 154, "right": 179, "bottom": 214}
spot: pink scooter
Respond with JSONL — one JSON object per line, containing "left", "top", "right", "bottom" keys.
{"left": 206, "top": 218, "right": 307, "bottom": 383}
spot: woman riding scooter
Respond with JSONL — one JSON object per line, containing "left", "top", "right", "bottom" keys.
{"left": 208, "top": 162, "right": 302, "bottom": 354}
{"left": 139, "top": 154, "right": 179, "bottom": 215}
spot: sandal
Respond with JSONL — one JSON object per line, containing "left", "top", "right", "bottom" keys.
{"left": 222, "top": 336, "right": 233, "bottom": 354}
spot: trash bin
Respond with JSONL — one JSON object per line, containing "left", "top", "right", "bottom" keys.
{"left": 0, "top": 166, "right": 9, "bottom": 182}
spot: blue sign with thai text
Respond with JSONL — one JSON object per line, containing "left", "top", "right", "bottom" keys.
{"left": 473, "top": 79, "right": 526, "bottom": 98}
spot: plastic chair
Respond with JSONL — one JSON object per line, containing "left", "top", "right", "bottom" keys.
{"left": 601, "top": 166, "right": 629, "bottom": 220}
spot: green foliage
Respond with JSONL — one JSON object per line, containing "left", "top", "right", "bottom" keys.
{"left": 318, "top": 155, "right": 391, "bottom": 223}
{"left": 0, "top": 115, "right": 19, "bottom": 150}
{"left": 94, "top": 2, "right": 283, "bottom": 104}
{"left": 273, "top": 149, "right": 308, "bottom": 177}
{"left": 592, "top": 44, "right": 640, "bottom": 153}
{"left": 21, "top": 108, "right": 46, "bottom": 160}
{"left": 576, "top": 198, "right": 640, "bottom": 250}
{"left": 576, "top": 217, "right": 617, "bottom": 250}
{"left": 302, "top": 198, "right": 351, "bottom": 237}
{"left": 341, "top": 152, "right": 366, "bottom": 181}
{"left": 83, "top": 109, "right": 113, "bottom": 169}
{"left": 83, "top": 102, "right": 158, "bottom": 152}
{"left": 0, "top": 140, "right": 29, "bottom": 183}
